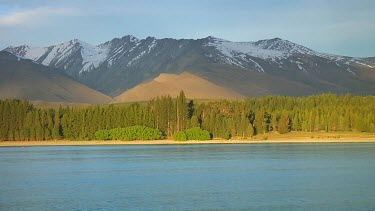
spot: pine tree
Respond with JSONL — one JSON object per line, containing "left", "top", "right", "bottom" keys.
{"left": 190, "top": 115, "right": 200, "bottom": 128}
{"left": 35, "top": 111, "right": 44, "bottom": 140}
{"left": 254, "top": 110, "right": 268, "bottom": 134}
{"left": 270, "top": 113, "right": 278, "bottom": 132}
{"left": 245, "top": 123, "right": 254, "bottom": 138}
{"left": 176, "top": 91, "right": 189, "bottom": 132}
{"left": 239, "top": 114, "right": 248, "bottom": 138}
{"left": 278, "top": 112, "right": 290, "bottom": 134}
{"left": 52, "top": 109, "right": 62, "bottom": 140}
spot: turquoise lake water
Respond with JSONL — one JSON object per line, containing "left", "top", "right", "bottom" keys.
{"left": 1, "top": 143, "right": 375, "bottom": 210}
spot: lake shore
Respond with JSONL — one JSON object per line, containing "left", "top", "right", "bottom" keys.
{"left": 1, "top": 132, "right": 375, "bottom": 147}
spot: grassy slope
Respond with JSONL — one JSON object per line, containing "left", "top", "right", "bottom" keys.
{"left": 114, "top": 72, "right": 245, "bottom": 102}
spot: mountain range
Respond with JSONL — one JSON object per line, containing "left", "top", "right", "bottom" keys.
{"left": 2, "top": 35, "right": 375, "bottom": 103}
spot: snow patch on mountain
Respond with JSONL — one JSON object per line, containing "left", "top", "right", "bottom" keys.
{"left": 295, "top": 61, "right": 306, "bottom": 72}
{"left": 207, "top": 37, "right": 285, "bottom": 60}
{"left": 148, "top": 39, "right": 157, "bottom": 53}
{"left": 355, "top": 61, "right": 375, "bottom": 68}
{"left": 106, "top": 46, "right": 124, "bottom": 67}
{"left": 129, "top": 42, "right": 141, "bottom": 53}
{"left": 253, "top": 38, "right": 315, "bottom": 55}
{"left": 316, "top": 52, "right": 375, "bottom": 68}
{"left": 347, "top": 67, "right": 355, "bottom": 75}
{"left": 129, "top": 35, "right": 139, "bottom": 43}
{"left": 248, "top": 58, "right": 265, "bottom": 72}
{"left": 205, "top": 37, "right": 317, "bottom": 72}
{"left": 127, "top": 50, "right": 146, "bottom": 67}
{"left": 24, "top": 46, "right": 49, "bottom": 61}
{"left": 4, "top": 45, "right": 48, "bottom": 61}
{"left": 4, "top": 39, "right": 111, "bottom": 74}
{"left": 79, "top": 41, "right": 109, "bottom": 73}
{"left": 41, "top": 41, "right": 76, "bottom": 66}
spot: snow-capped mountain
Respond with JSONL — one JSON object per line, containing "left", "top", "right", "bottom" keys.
{"left": 5, "top": 39, "right": 110, "bottom": 75}
{"left": 3, "top": 35, "right": 375, "bottom": 97}
{"left": 4, "top": 35, "right": 161, "bottom": 76}
{"left": 6, "top": 36, "right": 374, "bottom": 75}
{"left": 205, "top": 36, "right": 374, "bottom": 73}
{"left": 206, "top": 37, "right": 315, "bottom": 61}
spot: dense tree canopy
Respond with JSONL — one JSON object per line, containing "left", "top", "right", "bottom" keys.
{"left": 0, "top": 93, "right": 374, "bottom": 141}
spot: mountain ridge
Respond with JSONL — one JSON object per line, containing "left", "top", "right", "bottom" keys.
{"left": 3, "top": 35, "right": 375, "bottom": 98}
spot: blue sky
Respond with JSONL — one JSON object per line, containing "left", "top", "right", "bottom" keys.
{"left": 0, "top": 0, "right": 374, "bottom": 57}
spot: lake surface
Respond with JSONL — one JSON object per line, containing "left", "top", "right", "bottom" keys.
{"left": 1, "top": 143, "right": 375, "bottom": 210}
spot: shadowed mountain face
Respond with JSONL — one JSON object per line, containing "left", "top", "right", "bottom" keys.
{"left": 0, "top": 52, "right": 112, "bottom": 104}
{"left": 365, "top": 57, "right": 375, "bottom": 63}
{"left": 3, "top": 36, "right": 375, "bottom": 97}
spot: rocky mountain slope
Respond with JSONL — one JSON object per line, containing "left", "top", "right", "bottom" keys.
{"left": 3, "top": 35, "right": 375, "bottom": 97}
{"left": 0, "top": 51, "right": 112, "bottom": 104}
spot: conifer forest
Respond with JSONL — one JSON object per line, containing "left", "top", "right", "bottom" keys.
{"left": 1, "top": 92, "right": 374, "bottom": 141}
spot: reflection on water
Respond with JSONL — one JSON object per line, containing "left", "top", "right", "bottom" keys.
{"left": 1, "top": 143, "right": 375, "bottom": 210}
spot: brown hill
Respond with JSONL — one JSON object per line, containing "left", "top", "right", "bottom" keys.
{"left": 0, "top": 52, "right": 112, "bottom": 104}
{"left": 115, "top": 72, "right": 244, "bottom": 102}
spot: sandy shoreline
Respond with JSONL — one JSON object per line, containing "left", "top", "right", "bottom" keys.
{"left": 1, "top": 135, "right": 375, "bottom": 147}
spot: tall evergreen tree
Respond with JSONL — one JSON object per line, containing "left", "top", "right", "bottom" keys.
{"left": 254, "top": 110, "right": 268, "bottom": 135}
{"left": 278, "top": 112, "right": 290, "bottom": 134}
{"left": 52, "top": 109, "right": 62, "bottom": 140}
{"left": 176, "top": 91, "right": 189, "bottom": 132}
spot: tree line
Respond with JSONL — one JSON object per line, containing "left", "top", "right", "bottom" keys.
{"left": 0, "top": 92, "right": 374, "bottom": 141}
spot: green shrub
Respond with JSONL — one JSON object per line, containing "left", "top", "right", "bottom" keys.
{"left": 223, "top": 132, "right": 231, "bottom": 140}
{"left": 173, "top": 131, "right": 187, "bottom": 141}
{"left": 94, "top": 125, "right": 163, "bottom": 141}
{"left": 173, "top": 127, "right": 211, "bottom": 141}
{"left": 94, "top": 130, "right": 112, "bottom": 140}
{"left": 185, "top": 127, "right": 211, "bottom": 140}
